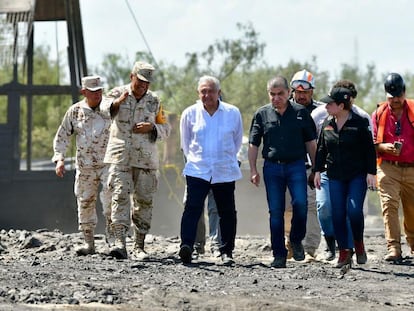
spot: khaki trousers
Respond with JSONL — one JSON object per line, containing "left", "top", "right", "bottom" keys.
{"left": 377, "top": 161, "right": 414, "bottom": 252}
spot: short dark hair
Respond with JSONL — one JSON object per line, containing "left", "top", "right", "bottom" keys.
{"left": 342, "top": 100, "right": 352, "bottom": 110}
{"left": 267, "top": 76, "right": 289, "bottom": 92}
{"left": 332, "top": 79, "right": 358, "bottom": 98}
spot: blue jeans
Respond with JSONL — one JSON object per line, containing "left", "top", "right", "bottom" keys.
{"left": 181, "top": 176, "right": 236, "bottom": 255}
{"left": 329, "top": 174, "right": 367, "bottom": 250}
{"left": 316, "top": 172, "right": 354, "bottom": 247}
{"left": 263, "top": 159, "right": 307, "bottom": 258}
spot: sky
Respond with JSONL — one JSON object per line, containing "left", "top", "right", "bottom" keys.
{"left": 33, "top": 0, "right": 414, "bottom": 82}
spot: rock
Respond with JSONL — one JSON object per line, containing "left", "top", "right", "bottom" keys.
{"left": 0, "top": 230, "right": 412, "bottom": 310}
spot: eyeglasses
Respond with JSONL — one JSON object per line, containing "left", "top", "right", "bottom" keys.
{"left": 395, "top": 120, "right": 401, "bottom": 136}
{"left": 291, "top": 80, "right": 313, "bottom": 90}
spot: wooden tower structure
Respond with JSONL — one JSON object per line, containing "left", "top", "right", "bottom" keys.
{"left": 0, "top": 0, "right": 88, "bottom": 232}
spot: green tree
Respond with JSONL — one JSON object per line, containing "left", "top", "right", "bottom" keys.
{"left": 336, "top": 63, "right": 381, "bottom": 114}
{"left": 200, "top": 22, "right": 266, "bottom": 81}
{"left": 161, "top": 22, "right": 266, "bottom": 115}
{"left": 96, "top": 53, "right": 131, "bottom": 88}
{"left": 20, "top": 45, "right": 71, "bottom": 160}
{"left": 96, "top": 22, "right": 266, "bottom": 118}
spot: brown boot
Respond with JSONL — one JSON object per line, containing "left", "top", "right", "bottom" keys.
{"left": 133, "top": 229, "right": 149, "bottom": 260}
{"left": 335, "top": 249, "right": 353, "bottom": 268}
{"left": 76, "top": 228, "right": 95, "bottom": 256}
{"left": 384, "top": 247, "right": 402, "bottom": 262}
{"left": 354, "top": 240, "right": 367, "bottom": 264}
{"left": 109, "top": 223, "right": 128, "bottom": 259}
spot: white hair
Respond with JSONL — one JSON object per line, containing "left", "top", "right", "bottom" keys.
{"left": 197, "top": 75, "right": 221, "bottom": 91}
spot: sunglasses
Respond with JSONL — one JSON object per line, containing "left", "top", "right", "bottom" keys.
{"left": 291, "top": 80, "right": 313, "bottom": 90}
{"left": 395, "top": 120, "right": 401, "bottom": 136}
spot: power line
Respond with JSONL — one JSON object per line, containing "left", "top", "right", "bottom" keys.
{"left": 124, "top": 0, "right": 159, "bottom": 68}
{"left": 123, "top": 0, "right": 178, "bottom": 112}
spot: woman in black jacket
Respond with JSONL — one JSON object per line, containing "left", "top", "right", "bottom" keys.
{"left": 313, "top": 87, "right": 377, "bottom": 268}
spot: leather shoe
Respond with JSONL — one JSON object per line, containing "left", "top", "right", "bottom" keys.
{"left": 179, "top": 245, "right": 192, "bottom": 264}
{"left": 290, "top": 242, "right": 305, "bottom": 261}
{"left": 221, "top": 253, "right": 235, "bottom": 266}
{"left": 271, "top": 256, "right": 287, "bottom": 268}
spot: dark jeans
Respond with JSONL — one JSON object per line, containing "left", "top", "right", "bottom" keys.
{"left": 329, "top": 174, "right": 367, "bottom": 249}
{"left": 263, "top": 159, "right": 307, "bottom": 258}
{"left": 181, "top": 176, "right": 237, "bottom": 255}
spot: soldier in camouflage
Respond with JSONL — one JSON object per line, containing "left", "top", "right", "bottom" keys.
{"left": 102, "top": 61, "right": 171, "bottom": 260}
{"left": 53, "top": 75, "right": 112, "bottom": 256}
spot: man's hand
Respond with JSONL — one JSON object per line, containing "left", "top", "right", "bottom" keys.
{"left": 307, "top": 171, "right": 315, "bottom": 190}
{"left": 132, "top": 122, "right": 154, "bottom": 134}
{"left": 314, "top": 172, "right": 321, "bottom": 190}
{"left": 113, "top": 91, "right": 129, "bottom": 106}
{"left": 250, "top": 173, "right": 260, "bottom": 187}
{"left": 367, "top": 174, "right": 378, "bottom": 191}
{"left": 111, "top": 91, "right": 129, "bottom": 115}
{"left": 378, "top": 142, "right": 399, "bottom": 155}
{"left": 55, "top": 160, "right": 65, "bottom": 178}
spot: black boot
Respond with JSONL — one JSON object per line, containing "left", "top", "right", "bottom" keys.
{"left": 324, "top": 236, "right": 336, "bottom": 261}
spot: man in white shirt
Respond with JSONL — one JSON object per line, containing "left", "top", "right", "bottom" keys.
{"left": 179, "top": 75, "right": 243, "bottom": 265}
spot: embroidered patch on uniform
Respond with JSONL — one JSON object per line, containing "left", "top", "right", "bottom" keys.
{"left": 155, "top": 105, "right": 167, "bottom": 124}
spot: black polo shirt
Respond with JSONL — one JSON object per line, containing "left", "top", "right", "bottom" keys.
{"left": 249, "top": 101, "right": 317, "bottom": 162}
{"left": 314, "top": 111, "right": 377, "bottom": 181}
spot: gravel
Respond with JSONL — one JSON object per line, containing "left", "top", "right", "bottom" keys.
{"left": 1, "top": 228, "right": 414, "bottom": 310}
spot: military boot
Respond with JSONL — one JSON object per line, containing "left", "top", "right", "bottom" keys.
{"left": 76, "top": 228, "right": 95, "bottom": 256}
{"left": 105, "top": 216, "right": 115, "bottom": 246}
{"left": 133, "top": 229, "right": 149, "bottom": 261}
{"left": 109, "top": 223, "right": 128, "bottom": 259}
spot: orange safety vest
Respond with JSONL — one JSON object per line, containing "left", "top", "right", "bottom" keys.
{"left": 375, "top": 99, "right": 414, "bottom": 165}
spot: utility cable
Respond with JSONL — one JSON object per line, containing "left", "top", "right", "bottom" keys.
{"left": 124, "top": 0, "right": 184, "bottom": 207}
{"left": 124, "top": 0, "right": 160, "bottom": 69}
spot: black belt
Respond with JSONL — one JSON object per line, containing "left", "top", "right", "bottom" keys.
{"left": 383, "top": 160, "right": 414, "bottom": 168}
{"left": 268, "top": 158, "right": 298, "bottom": 165}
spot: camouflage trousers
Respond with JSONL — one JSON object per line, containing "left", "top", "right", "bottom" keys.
{"left": 108, "top": 164, "right": 158, "bottom": 233}
{"left": 74, "top": 165, "right": 111, "bottom": 230}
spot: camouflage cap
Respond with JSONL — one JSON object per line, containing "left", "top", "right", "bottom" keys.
{"left": 132, "top": 61, "right": 155, "bottom": 82}
{"left": 81, "top": 75, "right": 104, "bottom": 91}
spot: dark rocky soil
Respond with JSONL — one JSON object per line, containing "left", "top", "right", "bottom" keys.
{"left": 1, "top": 226, "right": 414, "bottom": 311}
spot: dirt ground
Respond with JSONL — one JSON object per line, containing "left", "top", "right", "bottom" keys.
{"left": 1, "top": 222, "right": 414, "bottom": 311}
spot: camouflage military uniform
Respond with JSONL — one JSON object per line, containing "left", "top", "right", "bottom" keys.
{"left": 52, "top": 98, "right": 112, "bottom": 230}
{"left": 103, "top": 85, "right": 170, "bottom": 233}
